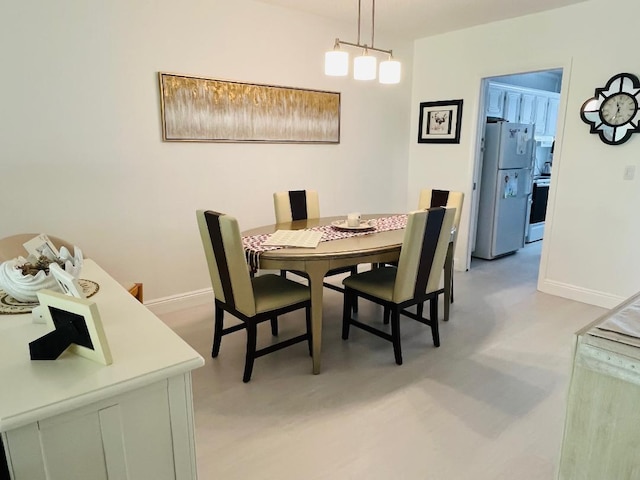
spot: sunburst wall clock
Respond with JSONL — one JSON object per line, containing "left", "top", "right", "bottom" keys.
{"left": 580, "top": 72, "right": 640, "bottom": 145}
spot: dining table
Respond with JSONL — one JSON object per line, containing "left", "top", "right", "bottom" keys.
{"left": 242, "top": 213, "right": 453, "bottom": 374}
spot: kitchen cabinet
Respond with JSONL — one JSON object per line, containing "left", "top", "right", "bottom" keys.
{"left": 0, "top": 260, "right": 204, "bottom": 480}
{"left": 486, "top": 85, "right": 505, "bottom": 118}
{"left": 503, "top": 90, "right": 521, "bottom": 123}
{"left": 486, "top": 82, "right": 560, "bottom": 137}
{"left": 558, "top": 292, "right": 640, "bottom": 479}
{"left": 519, "top": 93, "right": 536, "bottom": 124}
{"left": 545, "top": 96, "right": 559, "bottom": 137}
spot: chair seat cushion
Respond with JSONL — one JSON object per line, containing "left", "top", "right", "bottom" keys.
{"left": 342, "top": 267, "right": 397, "bottom": 302}
{"left": 252, "top": 274, "right": 310, "bottom": 314}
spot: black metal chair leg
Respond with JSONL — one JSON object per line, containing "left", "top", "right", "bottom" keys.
{"left": 270, "top": 317, "right": 279, "bottom": 336}
{"left": 416, "top": 302, "right": 424, "bottom": 319}
{"left": 212, "top": 305, "right": 224, "bottom": 357}
{"left": 383, "top": 306, "right": 390, "bottom": 325}
{"left": 390, "top": 307, "right": 402, "bottom": 365}
{"left": 342, "top": 292, "right": 353, "bottom": 340}
{"left": 430, "top": 298, "right": 440, "bottom": 347}
{"left": 243, "top": 322, "right": 258, "bottom": 383}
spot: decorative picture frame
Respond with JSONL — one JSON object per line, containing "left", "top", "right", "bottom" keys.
{"left": 49, "top": 263, "right": 85, "bottom": 299}
{"left": 418, "top": 99, "right": 463, "bottom": 144}
{"left": 30, "top": 289, "right": 112, "bottom": 365}
{"left": 158, "top": 72, "right": 341, "bottom": 144}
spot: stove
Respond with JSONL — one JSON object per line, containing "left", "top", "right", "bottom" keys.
{"left": 526, "top": 177, "right": 550, "bottom": 243}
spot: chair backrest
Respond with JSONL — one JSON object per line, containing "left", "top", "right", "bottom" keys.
{"left": 418, "top": 189, "right": 464, "bottom": 232}
{"left": 394, "top": 207, "right": 456, "bottom": 303}
{"left": 0, "top": 234, "right": 78, "bottom": 262}
{"left": 196, "top": 210, "right": 256, "bottom": 317}
{"left": 273, "top": 190, "right": 320, "bottom": 224}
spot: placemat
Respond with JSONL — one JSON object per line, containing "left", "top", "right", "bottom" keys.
{"left": 0, "top": 279, "right": 100, "bottom": 315}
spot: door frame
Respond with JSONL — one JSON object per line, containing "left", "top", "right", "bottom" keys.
{"left": 466, "top": 66, "right": 569, "bottom": 276}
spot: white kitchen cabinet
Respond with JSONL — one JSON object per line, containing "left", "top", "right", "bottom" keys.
{"left": 0, "top": 260, "right": 204, "bottom": 480}
{"left": 545, "top": 96, "right": 559, "bottom": 137}
{"left": 558, "top": 292, "right": 640, "bottom": 479}
{"left": 503, "top": 90, "right": 521, "bottom": 122}
{"left": 486, "top": 82, "right": 560, "bottom": 136}
{"left": 533, "top": 95, "right": 549, "bottom": 136}
{"left": 486, "top": 85, "right": 505, "bottom": 118}
{"left": 519, "top": 93, "right": 536, "bottom": 124}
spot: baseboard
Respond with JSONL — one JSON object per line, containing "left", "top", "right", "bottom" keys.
{"left": 145, "top": 288, "right": 213, "bottom": 316}
{"left": 538, "top": 278, "right": 625, "bottom": 309}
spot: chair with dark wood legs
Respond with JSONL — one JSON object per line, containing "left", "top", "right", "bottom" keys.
{"left": 341, "top": 207, "right": 455, "bottom": 365}
{"left": 273, "top": 189, "right": 358, "bottom": 311}
{"left": 197, "top": 209, "right": 312, "bottom": 382}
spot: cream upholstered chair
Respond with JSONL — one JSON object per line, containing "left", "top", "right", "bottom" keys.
{"left": 273, "top": 189, "right": 321, "bottom": 224}
{"left": 197, "top": 210, "right": 312, "bottom": 382}
{"left": 418, "top": 189, "right": 464, "bottom": 306}
{"left": 341, "top": 207, "right": 455, "bottom": 365}
{"left": 273, "top": 189, "right": 359, "bottom": 309}
{"left": 0, "top": 233, "right": 143, "bottom": 302}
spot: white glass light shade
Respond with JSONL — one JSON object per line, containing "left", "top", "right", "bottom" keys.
{"left": 324, "top": 50, "right": 349, "bottom": 76}
{"left": 379, "top": 59, "right": 401, "bottom": 84}
{"left": 353, "top": 54, "right": 377, "bottom": 81}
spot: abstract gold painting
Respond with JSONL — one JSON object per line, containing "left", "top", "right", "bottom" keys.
{"left": 158, "top": 73, "right": 340, "bottom": 143}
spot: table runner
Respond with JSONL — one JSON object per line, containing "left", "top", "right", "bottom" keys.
{"left": 243, "top": 214, "right": 407, "bottom": 271}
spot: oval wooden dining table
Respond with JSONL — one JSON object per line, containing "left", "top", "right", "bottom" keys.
{"left": 242, "top": 214, "right": 453, "bottom": 374}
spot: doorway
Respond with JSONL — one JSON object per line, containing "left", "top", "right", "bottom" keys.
{"left": 467, "top": 68, "right": 563, "bottom": 273}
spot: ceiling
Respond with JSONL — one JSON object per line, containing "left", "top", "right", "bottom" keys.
{"left": 255, "top": 0, "right": 588, "bottom": 41}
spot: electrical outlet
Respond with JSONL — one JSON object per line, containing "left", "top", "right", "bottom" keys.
{"left": 624, "top": 165, "right": 636, "bottom": 180}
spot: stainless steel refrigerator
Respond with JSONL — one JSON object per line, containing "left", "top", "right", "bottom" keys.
{"left": 473, "top": 122, "right": 534, "bottom": 260}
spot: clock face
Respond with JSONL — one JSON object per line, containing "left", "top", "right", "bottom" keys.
{"left": 580, "top": 73, "right": 640, "bottom": 145}
{"left": 600, "top": 93, "right": 637, "bottom": 126}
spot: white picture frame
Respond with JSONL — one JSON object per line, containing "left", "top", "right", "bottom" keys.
{"left": 36, "top": 289, "right": 112, "bottom": 365}
{"left": 49, "top": 263, "right": 85, "bottom": 299}
{"left": 22, "top": 234, "right": 60, "bottom": 259}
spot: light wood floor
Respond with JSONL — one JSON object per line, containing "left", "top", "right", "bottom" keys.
{"left": 160, "top": 242, "right": 606, "bottom": 479}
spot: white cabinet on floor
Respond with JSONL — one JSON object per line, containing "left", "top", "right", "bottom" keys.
{"left": 558, "top": 292, "right": 640, "bottom": 479}
{"left": 0, "top": 260, "right": 204, "bottom": 480}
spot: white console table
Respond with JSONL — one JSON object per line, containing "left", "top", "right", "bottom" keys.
{"left": 0, "top": 260, "right": 204, "bottom": 480}
{"left": 558, "top": 291, "right": 640, "bottom": 479}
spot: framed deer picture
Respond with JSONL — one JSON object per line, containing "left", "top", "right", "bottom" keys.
{"left": 418, "top": 99, "right": 463, "bottom": 144}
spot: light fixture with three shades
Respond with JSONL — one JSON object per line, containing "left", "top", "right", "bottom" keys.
{"left": 324, "top": 0, "right": 401, "bottom": 85}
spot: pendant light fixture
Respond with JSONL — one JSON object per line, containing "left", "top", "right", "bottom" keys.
{"left": 324, "top": 0, "right": 401, "bottom": 85}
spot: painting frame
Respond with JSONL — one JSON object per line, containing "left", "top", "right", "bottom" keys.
{"left": 417, "top": 99, "right": 463, "bottom": 144}
{"left": 35, "top": 289, "right": 112, "bottom": 365}
{"left": 158, "top": 72, "right": 341, "bottom": 144}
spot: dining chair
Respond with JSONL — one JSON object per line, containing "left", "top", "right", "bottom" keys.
{"left": 273, "top": 189, "right": 358, "bottom": 309}
{"left": 0, "top": 233, "right": 143, "bottom": 302}
{"left": 196, "top": 209, "right": 312, "bottom": 382}
{"left": 418, "top": 188, "right": 464, "bottom": 310}
{"left": 341, "top": 207, "right": 455, "bottom": 365}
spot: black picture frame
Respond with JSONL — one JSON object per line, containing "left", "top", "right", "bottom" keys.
{"left": 418, "top": 99, "right": 463, "bottom": 144}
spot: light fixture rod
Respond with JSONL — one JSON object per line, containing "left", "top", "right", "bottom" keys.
{"left": 371, "top": 0, "right": 375, "bottom": 48}
{"left": 357, "top": 0, "right": 361, "bottom": 45}
{"left": 334, "top": 39, "right": 392, "bottom": 57}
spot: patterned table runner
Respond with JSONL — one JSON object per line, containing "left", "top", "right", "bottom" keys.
{"left": 242, "top": 214, "right": 407, "bottom": 271}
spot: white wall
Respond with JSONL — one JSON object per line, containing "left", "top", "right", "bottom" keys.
{"left": 1, "top": 0, "right": 413, "bottom": 307}
{"left": 409, "top": 0, "right": 640, "bottom": 308}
